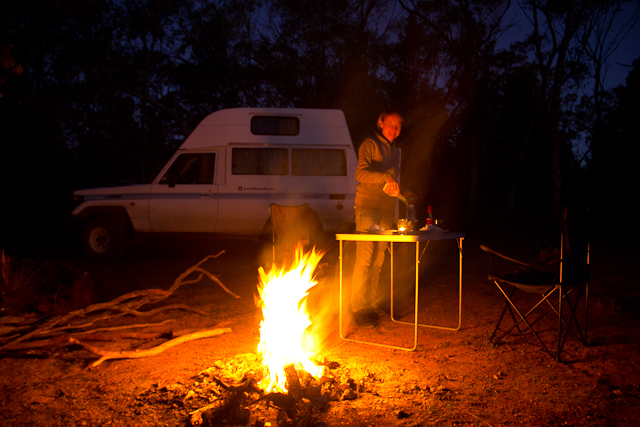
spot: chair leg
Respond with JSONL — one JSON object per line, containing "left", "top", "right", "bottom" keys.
{"left": 557, "top": 284, "right": 562, "bottom": 361}
{"left": 491, "top": 286, "right": 532, "bottom": 344}
{"left": 493, "top": 285, "right": 557, "bottom": 340}
{"left": 490, "top": 287, "right": 516, "bottom": 343}
{"left": 573, "top": 281, "right": 588, "bottom": 345}
{"left": 537, "top": 282, "right": 589, "bottom": 350}
{"left": 491, "top": 281, "right": 588, "bottom": 361}
{"left": 558, "top": 282, "right": 590, "bottom": 362}
{"left": 584, "top": 243, "right": 590, "bottom": 345}
{"left": 492, "top": 282, "right": 555, "bottom": 358}
{"left": 557, "top": 283, "right": 589, "bottom": 361}
{"left": 544, "top": 287, "right": 581, "bottom": 342}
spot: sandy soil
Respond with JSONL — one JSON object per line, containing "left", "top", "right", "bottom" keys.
{"left": 0, "top": 234, "right": 639, "bottom": 427}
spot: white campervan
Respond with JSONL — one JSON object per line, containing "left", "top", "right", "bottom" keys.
{"left": 72, "top": 108, "right": 357, "bottom": 258}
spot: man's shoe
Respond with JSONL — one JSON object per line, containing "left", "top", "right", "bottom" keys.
{"left": 354, "top": 309, "right": 378, "bottom": 329}
{"left": 372, "top": 307, "right": 387, "bottom": 322}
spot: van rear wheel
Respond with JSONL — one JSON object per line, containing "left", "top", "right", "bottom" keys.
{"left": 81, "top": 216, "right": 127, "bottom": 259}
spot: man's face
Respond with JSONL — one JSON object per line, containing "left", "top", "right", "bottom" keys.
{"left": 379, "top": 113, "right": 402, "bottom": 143}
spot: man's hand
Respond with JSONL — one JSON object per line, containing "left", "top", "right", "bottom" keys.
{"left": 383, "top": 176, "right": 399, "bottom": 196}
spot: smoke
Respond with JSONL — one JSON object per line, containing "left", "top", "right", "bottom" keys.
{"left": 399, "top": 102, "right": 469, "bottom": 229}
{"left": 303, "top": 241, "right": 421, "bottom": 351}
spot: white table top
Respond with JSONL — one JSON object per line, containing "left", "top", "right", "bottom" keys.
{"left": 336, "top": 231, "right": 465, "bottom": 242}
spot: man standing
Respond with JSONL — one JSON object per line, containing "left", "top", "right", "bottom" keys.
{"left": 351, "top": 108, "right": 403, "bottom": 328}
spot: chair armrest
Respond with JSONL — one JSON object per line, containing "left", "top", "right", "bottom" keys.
{"left": 479, "top": 245, "right": 550, "bottom": 270}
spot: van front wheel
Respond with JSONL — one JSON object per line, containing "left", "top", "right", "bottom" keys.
{"left": 81, "top": 216, "right": 127, "bottom": 259}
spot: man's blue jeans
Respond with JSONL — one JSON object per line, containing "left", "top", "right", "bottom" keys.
{"left": 351, "top": 204, "right": 394, "bottom": 313}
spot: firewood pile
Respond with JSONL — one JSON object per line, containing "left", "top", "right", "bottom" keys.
{"left": 0, "top": 251, "right": 235, "bottom": 363}
{"left": 134, "top": 352, "right": 377, "bottom": 427}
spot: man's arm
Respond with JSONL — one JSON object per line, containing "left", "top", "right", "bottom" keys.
{"left": 356, "top": 139, "right": 394, "bottom": 183}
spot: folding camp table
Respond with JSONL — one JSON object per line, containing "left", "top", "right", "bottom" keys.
{"left": 336, "top": 231, "right": 464, "bottom": 351}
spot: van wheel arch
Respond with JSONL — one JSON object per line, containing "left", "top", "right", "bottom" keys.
{"left": 80, "top": 211, "right": 131, "bottom": 259}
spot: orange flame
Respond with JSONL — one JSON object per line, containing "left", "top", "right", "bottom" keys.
{"left": 256, "top": 245, "right": 325, "bottom": 393}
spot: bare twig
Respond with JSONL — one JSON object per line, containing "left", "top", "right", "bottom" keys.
{"left": 464, "top": 409, "right": 494, "bottom": 427}
{"left": 168, "top": 251, "right": 239, "bottom": 299}
{"left": 190, "top": 266, "right": 240, "bottom": 299}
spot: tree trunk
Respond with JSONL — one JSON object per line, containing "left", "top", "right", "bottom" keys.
{"left": 549, "top": 3, "right": 577, "bottom": 221}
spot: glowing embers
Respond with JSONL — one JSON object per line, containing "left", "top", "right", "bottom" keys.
{"left": 256, "top": 245, "right": 325, "bottom": 393}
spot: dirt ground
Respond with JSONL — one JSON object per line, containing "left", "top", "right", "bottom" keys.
{"left": 1, "top": 233, "right": 639, "bottom": 427}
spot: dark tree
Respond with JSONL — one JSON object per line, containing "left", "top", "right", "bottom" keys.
{"left": 398, "top": 0, "right": 513, "bottom": 218}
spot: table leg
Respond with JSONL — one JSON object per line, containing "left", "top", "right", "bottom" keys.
{"left": 338, "top": 239, "right": 419, "bottom": 351}
{"left": 339, "top": 239, "right": 345, "bottom": 340}
{"left": 391, "top": 237, "right": 463, "bottom": 331}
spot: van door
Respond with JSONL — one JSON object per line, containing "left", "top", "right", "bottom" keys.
{"left": 216, "top": 146, "right": 288, "bottom": 233}
{"left": 149, "top": 152, "right": 218, "bottom": 232}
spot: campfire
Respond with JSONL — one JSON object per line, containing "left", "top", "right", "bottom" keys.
{"left": 153, "top": 244, "right": 370, "bottom": 427}
{"left": 255, "top": 244, "right": 326, "bottom": 395}
{"left": 125, "top": 244, "right": 452, "bottom": 426}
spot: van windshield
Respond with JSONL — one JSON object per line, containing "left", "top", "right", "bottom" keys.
{"left": 159, "top": 153, "right": 216, "bottom": 184}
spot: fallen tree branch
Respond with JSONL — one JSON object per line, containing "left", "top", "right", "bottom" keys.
{"left": 189, "top": 266, "right": 240, "bottom": 299}
{"left": 168, "top": 251, "right": 240, "bottom": 299}
{"left": 0, "top": 250, "right": 234, "bottom": 351}
{"left": 42, "top": 305, "right": 204, "bottom": 337}
{"left": 0, "top": 335, "right": 71, "bottom": 351}
{"left": 68, "top": 319, "right": 176, "bottom": 335}
{"left": 0, "top": 333, "right": 20, "bottom": 342}
{"left": 67, "top": 331, "right": 173, "bottom": 342}
{"left": 0, "top": 320, "right": 177, "bottom": 351}
{"left": 105, "top": 303, "right": 209, "bottom": 318}
{"left": 70, "top": 323, "right": 233, "bottom": 368}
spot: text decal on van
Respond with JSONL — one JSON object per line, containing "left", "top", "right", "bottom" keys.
{"left": 238, "top": 186, "right": 275, "bottom": 191}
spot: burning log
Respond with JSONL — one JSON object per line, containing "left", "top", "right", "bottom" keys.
{"left": 284, "top": 363, "right": 302, "bottom": 401}
{"left": 187, "top": 390, "right": 249, "bottom": 427}
{"left": 186, "top": 358, "right": 263, "bottom": 427}
{"left": 135, "top": 351, "right": 368, "bottom": 427}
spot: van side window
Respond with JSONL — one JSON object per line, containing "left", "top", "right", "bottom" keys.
{"left": 232, "top": 148, "right": 288, "bottom": 175}
{"left": 251, "top": 116, "right": 300, "bottom": 136}
{"left": 159, "top": 153, "right": 216, "bottom": 185}
{"left": 292, "top": 149, "right": 347, "bottom": 176}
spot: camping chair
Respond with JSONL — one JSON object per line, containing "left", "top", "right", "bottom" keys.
{"left": 270, "top": 203, "right": 324, "bottom": 267}
{"left": 480, "top": 207, "right": 590, "bottom": 361}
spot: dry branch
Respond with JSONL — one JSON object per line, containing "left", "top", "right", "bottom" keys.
{"left": 0, "top": 320, "right": 178, "bottom": 351}
{"left": 189, "top": 267, "right": 240, "bottom": 299}
{"left": 168, "top": 252, "right": 240, "bottom": 298}
{"left": 71, "top": 319, "right": 176, "bottom": 334}
{"left": 70, "top": 324, "right": 233, "bottom": 368}
{"left": 0, "top": 335, "right": 70, "bottom": 351}
{"left": 0, "top": 250, "right": 235, "bottom": 353}
{"left": 78, "top": 331, "right": 175, "bottom": 341}
{"left": 121, "top": 303, "right": 209, "bottom": 317}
